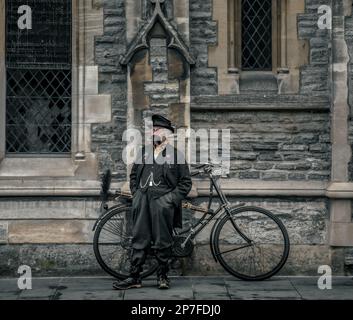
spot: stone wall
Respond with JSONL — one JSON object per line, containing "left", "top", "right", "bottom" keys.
{"left": 92, "top": 0, "right": 335, "bottom": 180}
{"left": 92, "top": 0, "right": 127, "bottom": 181}
{"left": 191, "top": 110, "right": 331, "bottom": 181}
{"left": 298, "top": 0, "right": 331, "bottom": 96}
{"left": 0, "top": 196, "right": 333, "bottom": 277}
{"left": 0, "top": 198, "right": 104, "bottom": 277}
{"left": 189, "top": 0, "right": 217, "bottom": 96}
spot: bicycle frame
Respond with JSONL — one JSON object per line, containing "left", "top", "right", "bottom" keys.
{"left": 175, "top": 173, "right": 252, "bottom": 263}
{"left": 93, "top": 165, "right": 252, "bottom": 262}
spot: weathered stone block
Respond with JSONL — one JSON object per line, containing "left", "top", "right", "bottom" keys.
{"left": 258, "top": 153, "right": 283, "bottom": 161}
{"left": 8, "top": 220, "right": 94, "bottom": 244}
{"left": 308, "top": 173, "right": 330, "bottom": 180}
{"left": 310, "top": 48, "right": 329, "bottom": 64}
{"left": 262, "top": 172, "right": 288, "bottom": 181}
{"left": 309, "top": 143, "right": 330, "bottom": 153}
{"left": 281, "top": 144, "right": 308, "bottom": 151}
{"left": 239, "top": 171, "right": 260, "bottom": 180}
{"left": 253, "top": 162, "right": 274, "bottom": 170}
{"left": 0, "top": 223, "right": 8, "bottom": 244}
{"left": 231, "top": 152, "right": 258, "bottom": 161}
{"left": 230, "top": 161, "right": 252, "bottom": 170}
{"left": 0, "top": 200, "right": 86, "bottom": 220}
{"left": 288, "top": 173, "right": 307, "bottom": 180}
{"left": 85, "top": 95, "right": 112, "bottom": 124}
{"left": 329, "top": 222, "right": 353, "bottom": 246}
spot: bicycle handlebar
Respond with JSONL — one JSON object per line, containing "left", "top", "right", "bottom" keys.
{"left": 194, "top": 163, "right": 215, "bottom": 169}
{"left": 190, "top": 171, "right": 200, "bottom": 177}
{"left": 191, "top": 163, "right": 218, "bottom": 176}
{"left": 195, "top": 163, "right": 207, "bottom": 169}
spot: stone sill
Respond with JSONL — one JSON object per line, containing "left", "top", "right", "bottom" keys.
{"left": 0, "top": 180, "right": 124, "bottom": 197}
{"left": 0, "top": 179, "right": 353, "bottom": 199}
{"left": 196, "top": 180, "right": 328, "bottom": 197}
{"left": 326, "top": 182, "right": 353, "bottom": 198}
{"left": 0, "top": 158, "right": 77, "bottom": 178}
{"left": 191, "top": 94, "right": 330, "bottom": 111}
{"left": 0, "top": 153, "right": 99, "bottom": 179}
{"left": 0, "top": 179, "right": 351, "bottom": 198}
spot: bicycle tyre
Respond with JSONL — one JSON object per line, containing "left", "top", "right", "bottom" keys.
{"left": 213, "top": 206, "right": 290, "bottom": 281}
{"left": 93, "top": 206, "right": 158, "bottom": 279}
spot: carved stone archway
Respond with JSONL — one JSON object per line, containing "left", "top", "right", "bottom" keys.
{"left": 121, "top": 0, "right": 194, "bottom": 139}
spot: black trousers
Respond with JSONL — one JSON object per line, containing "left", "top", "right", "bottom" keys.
{"left": 129, "top": 189, "right": 175, "bottom": 278}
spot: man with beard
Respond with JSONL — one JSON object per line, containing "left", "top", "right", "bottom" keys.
{"left": 113, "top": 114, "right": 192, "bottom": 290}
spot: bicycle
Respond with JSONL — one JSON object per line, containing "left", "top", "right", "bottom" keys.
{"left": 92, "top": 163, "right": 290, "bottom": 281}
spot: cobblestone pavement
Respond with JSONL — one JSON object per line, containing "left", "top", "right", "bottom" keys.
{"left": 0, "top": 276, "right": 352, "bottom": 300}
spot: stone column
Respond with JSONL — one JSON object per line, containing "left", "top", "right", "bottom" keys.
{"left": 329, "top": 0, "right": 353, "bottom": 247}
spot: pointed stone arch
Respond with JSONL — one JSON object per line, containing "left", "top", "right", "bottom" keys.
{"left": 123, "top": 0, "right": 193, "bottom": 182}
{"left": 120, "top": 0, "right": 195, "bottom": 66}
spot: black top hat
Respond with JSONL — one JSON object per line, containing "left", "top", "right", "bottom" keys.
{"left": 152, "top": 114, "right": 175, "bottom": 133}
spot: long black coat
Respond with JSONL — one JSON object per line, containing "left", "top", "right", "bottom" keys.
{"left": 129, "top": 143, "right": 192, "bottom": 228}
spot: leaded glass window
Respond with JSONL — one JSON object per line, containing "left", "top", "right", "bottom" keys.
{"left": 241, "top": 0, "right": 272, "bottom": 71}
{"left": 5, "top": 0, "right": 72, "bottom": 154}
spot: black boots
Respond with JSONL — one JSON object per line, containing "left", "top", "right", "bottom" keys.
{"left": 157, "top": 274, "right": 170, "bottom": 289}
{"left": 112, "top": 274, "right": 171, "bottom": 290}
{"left": 112, "top": 262, "right": 144, "bottom": 290}
{"left": 112, "top": 249, "right": 172, "bottom": 290}
{"left": 112, "top": 276, "right": 142, "bottom": 290}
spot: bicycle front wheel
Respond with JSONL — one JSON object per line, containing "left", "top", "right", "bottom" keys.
{"left": 213, "top": 206, "right": 290, "bottom": 281}
{"left": 93, "top": 206, "right": 158, "bottom": 279}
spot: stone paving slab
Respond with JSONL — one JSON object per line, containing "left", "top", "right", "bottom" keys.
{"left": 225, "top": 278, "right": 301, "bottom": 300}
{"left": 0, "top": 278, "right": 23, "bottom": 300}
{"left": 227, "top": 288, "right": 302, "bottom": 300}
{"left": 55, "top": 290, "right": 124, "bottom": 300}
{"left": 288, "top": 277, "right": 353, "bottom": 300}
{"left": 0, "top": 276, "right": 352, "bottom": 300}
{"left": 0, "top": 293, "right": 19, "bottom": 300}
{"left": 0, "top": 279, "right": 20, "bottom": 292}
{"left": 52, "top": 277, "right": 124, "bottom": 300}
{"left": 193, "top": 292, "right": 231, "bottom": 300}
{"left": 192, "top": 277, "right": 231, "bottom": 299}
{"left": 17, "top": 278, "right": 60, "bottom": 300}
{"left": 124, "top": 278, "right": 194, "bottom": 300}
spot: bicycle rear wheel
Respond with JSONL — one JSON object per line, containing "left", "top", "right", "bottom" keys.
{"left": 93, "top": 206, "right": 158, "bottom": 279}
{"left": 213, "top": 206, "right": 290, "bottom": 281}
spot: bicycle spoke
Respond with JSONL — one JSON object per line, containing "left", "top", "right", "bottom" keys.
{"left": 216, "top": 243, "right": 253, "bottom": 256}
{"left": 214, "top": 206, "right": 289, "bottom": 280}
{"left": 104, "top": 219, "right": 125, "bottom": 236}
{"left": 100, "top": 230, "right": 124, "bottom": 242}
{"left": 102, "top": 223, "right": 121, "bottom": 237}
{"left": 117, "top": 249, "right": 131, "bottom": 273}
{"left": 105, "top": 220, "right": 122, "bottom": 235}
{"left": 255, "top": 245, "right": 283, "bottom": 266}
